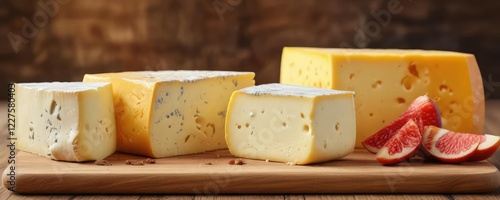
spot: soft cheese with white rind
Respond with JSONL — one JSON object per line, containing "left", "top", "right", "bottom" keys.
{"left": 84, "top": 70, "right": 255, "bottom": 158}
{"left": 225, "top": 84, "right": 356, "bottom": 165}
{"left": 280, "top": 47, "right": 484, "bottom": 147}
{"left": 16, "top": 82, "right": 116, "bottom": 162}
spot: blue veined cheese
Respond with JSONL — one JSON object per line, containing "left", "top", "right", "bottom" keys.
{"left": 16, "top": 82, "right": 116, "bottom": 161}
{"left": 225, "top": 84, "right": 356, "bottom": 164}
{"left": 84, "top": 70, "right": 255, "bottom": 158}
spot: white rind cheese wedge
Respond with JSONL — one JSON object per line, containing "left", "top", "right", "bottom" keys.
{"left": 83, "top": 70, "right": 255, "bottom": 158}
{"left": 280, "top": 47, "right": 485, "bottom": 148}
{"left": 225, "top": 84, "right": 356, "bottom": 165}
{"left": 16, "top": 82, "right": 116, "bottom": 162}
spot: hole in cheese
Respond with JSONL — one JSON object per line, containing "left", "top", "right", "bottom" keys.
{"left": 335, "top": 123, "right": 340, "bottom": 131}
{"left": 195, "top": 115, "right": 204, "bottom": 130}
{"left": 300, "top": 113, "right": 305, "bottom": 119}
{"left": 397, "top": 97, "right": 406, "bottom": 104}
{"left": 206, "top": 123, "right": 216, "bottom": 137}
{"left": 195, "top": 115, "right": 204, "bottom": 124}
{"left": 303, "top": 125, "right": 309, "bottom": 132}
{"left": 371, "top": 80, "right": 382, "bottom": 88}
{"left": 29, "top": 122, "right": 34, "bottom": 140}
{"left": 49, "top": 100, "right": 57, "bottom": 115}
{"left": 439, "top": 84, "right": 448, "bottom": 93}
{"left": 408, "top": 62, "right": 419, "bottom": 78}
{"left": 401, "top": 76, "right": 413, "bottom": 91}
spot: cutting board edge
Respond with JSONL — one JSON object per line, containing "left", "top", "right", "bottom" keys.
{"left": 4, "top": 149, "right": 500, "bottom": 194}
{"left": 5, "top": 163, "right": 500, "bottom": 194}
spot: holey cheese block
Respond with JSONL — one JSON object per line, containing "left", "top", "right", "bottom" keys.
{"left": 226, "top": 84, "right": 356, "bottom": 165}
{"left": 15, "top": 82, "right": 116, "bottom": 162}
{"left": 280, "top": 48, "right": 485, "bottom": 147}
{"left": 84, "top": 70, "right": 255, "bottom": 158}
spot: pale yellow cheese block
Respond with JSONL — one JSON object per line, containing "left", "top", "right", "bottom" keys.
{"left": 16, "top": 82, "right": 116, "bottom": 161}
{"left": 226, "top": 84, "right": 356, "bottom": 165}
{"left": 84, "top": 70, "right": 255, "bottom": 158}
{"left": 280, "top": 48, "right": 484, "bottom": 148}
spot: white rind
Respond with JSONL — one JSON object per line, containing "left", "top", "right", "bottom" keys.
{"left": 424, "top": 128, "right": 479, "bottom": 159}
{"left": 240, "top": 83, "right": 354, "bottom": 97}
{"left": 289, "top": 47, "right": 473, "bottom": 56}
{"left": 18, "top": 82, "right": 110, "bottom": 92}
{"left": 479, "top": 134, "right": 500, "bottom": 150}
{"left": 377, "top": 145, "right": 415, "bottom": 161}
{"left": 98, "top": 70, "right": 254, "bottom": 83}
{"left": 363, "top": 144, "right": 380, "bottom": 154}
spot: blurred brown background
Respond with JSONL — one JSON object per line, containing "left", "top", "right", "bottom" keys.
{"left": 1, "top": 0, "right": 500, "bottom": 99}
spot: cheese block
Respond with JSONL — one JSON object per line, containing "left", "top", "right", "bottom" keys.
{"left": 83, "top": 70, "right": 255, "bottom": 158}
{"left": 225, "top": 84, "right": 356, "bottom": 165}
{"left": 280, "top": 47, "right": 485, "bottom": 148}
{"left": 16, "top": 82, "right": 116, "bottom": 161}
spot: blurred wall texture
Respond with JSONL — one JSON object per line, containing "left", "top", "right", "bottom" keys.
{"left": 1, "top": 0, "right": 500, "bottom": 99}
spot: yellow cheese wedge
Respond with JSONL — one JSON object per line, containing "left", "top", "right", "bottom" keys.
{"left": 280, "top": 47, "right": 484, "bottom": 147}
{"left": 84, "top": 70, "right": 255, "bottom": 158}
{"left": 225, "top": 84, "right": 356, "bottom": 164}
{"left": 16, "top": 82, "right": 116, "bottom": 161}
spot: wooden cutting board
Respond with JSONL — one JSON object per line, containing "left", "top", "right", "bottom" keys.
{"left": 3, "top": 149, "right": 500, "bottom": 194}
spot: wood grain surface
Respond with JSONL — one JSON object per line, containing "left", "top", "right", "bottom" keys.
{"left": 2, "top": 1, "right": 500, "bottom": 99}
{"left": 1, "top": 101, "right": 500, "bottom": 199}
{"left": 5, "top": 149, "right": 500, "bottom": 194}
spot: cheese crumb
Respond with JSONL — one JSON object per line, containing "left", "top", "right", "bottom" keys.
{"left": 125, "top": 160, "right": 144, "bottom": 165}
{"left": 95, "top": 160, "right": 112, "bottom": 166}
{"left": 145, "top": 158, "right": 156, "bottom": 164}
